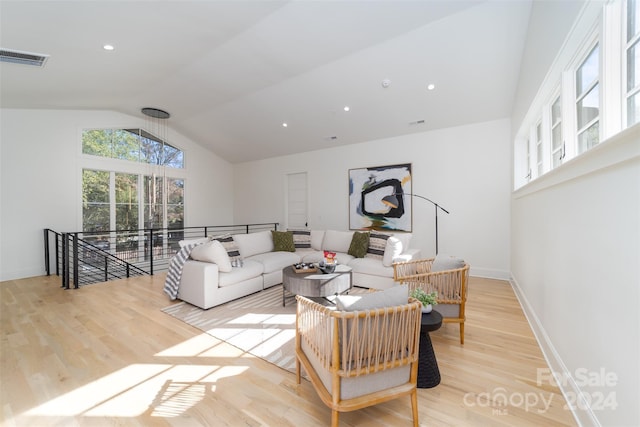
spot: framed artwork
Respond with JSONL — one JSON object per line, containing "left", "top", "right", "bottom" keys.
{"left": 348, "top": 163, "right": 412, "bottom": 232}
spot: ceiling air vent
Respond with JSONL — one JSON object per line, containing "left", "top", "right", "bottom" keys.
{"left": 0, "top": 48, "right": 49, "bottom": 67}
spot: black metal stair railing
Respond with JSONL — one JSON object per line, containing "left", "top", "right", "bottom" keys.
{"left": 44, "top": 223, "right": 278, "bottom": 288}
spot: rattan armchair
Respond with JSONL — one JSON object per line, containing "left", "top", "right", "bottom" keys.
{"left": 393, "top": 257, "right": 470, "bottom": 344}
{"left": 295, "top": 293, "right": 423, "bottom": 427}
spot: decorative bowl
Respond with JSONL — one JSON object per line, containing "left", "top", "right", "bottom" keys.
{"left": 318, "top": 262, "right": 336, "bottom": 274}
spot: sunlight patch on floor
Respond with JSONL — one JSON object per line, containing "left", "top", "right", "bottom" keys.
{"left": 24, "top": 363, "right": 249, "bottom": 418}
{"left": 155, "top": 333, "right": 222, "bottom": 357}
{"left": 229, "top": 312, "right": 296, "bottom": 325}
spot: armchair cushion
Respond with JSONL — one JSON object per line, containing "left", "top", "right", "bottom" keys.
{"left": 336, "top": 284, "right": 408, "bottom": 311}
{"left": 431, "top": 254, "right": 465, "bottom": 271}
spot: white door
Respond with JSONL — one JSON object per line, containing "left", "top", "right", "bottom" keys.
{"left": 287, "top": 172, "right": 308, "bottom": 229}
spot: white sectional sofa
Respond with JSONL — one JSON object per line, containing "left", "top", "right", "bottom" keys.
{"left": 175, "top": 229, "right": 420, "bottom": 309}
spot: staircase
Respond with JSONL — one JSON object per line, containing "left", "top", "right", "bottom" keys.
{"left": 44, "top": 223, "right": 278, "bottom": 288}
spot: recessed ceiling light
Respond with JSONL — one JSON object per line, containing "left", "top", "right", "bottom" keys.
{"left": 427, "top": 84, "right": 436, "bottom": 91}
{"left": 282, "top": 123, "right": 288, "bottom": 128}
{"left": 343, "top": 106, "right": 350, "bottom": 112}
{"left": 103, "top": 44, "right": 115, "bottom": 51}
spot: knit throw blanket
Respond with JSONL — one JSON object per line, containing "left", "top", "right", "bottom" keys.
{"left": 163, "top": 242, "right": 201, "bottom": 300}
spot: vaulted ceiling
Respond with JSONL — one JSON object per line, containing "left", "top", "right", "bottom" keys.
{"left": 1, "top": 0, "right": 532, "bottom": 163}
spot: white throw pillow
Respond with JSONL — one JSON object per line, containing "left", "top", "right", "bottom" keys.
{"left": 392, "top": 232, "right": 412, "bottom": 252}
{"left": 322, "top": 230, "right": 354, "bottom": 253}
{"left": 189, "top": 240, "right": 232, "bottom": 272}
{"left": 382, "top": 236, "right": 404, "bottom": 267}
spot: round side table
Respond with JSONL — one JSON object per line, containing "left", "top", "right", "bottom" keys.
{"left": 418, "top": 309, "right": 443, "bottom": 388}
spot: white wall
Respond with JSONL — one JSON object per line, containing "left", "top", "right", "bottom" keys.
{"left": 510, "top": 1, "right": 640, "bottom": 425}
{"left": 233, "top": 119, "right": 512, "bottom": 279}
{"left": 511, "top": 129, "right": 640, "bottom": 427}
{"left": 511, "top": 0, "right": 587, "bottom": 134}
{"left": 0, "top": 108, "right": 234, "bottom": 281}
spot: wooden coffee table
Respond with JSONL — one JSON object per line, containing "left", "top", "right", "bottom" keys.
{"left": 282, "top": 264, "right": 352, "bottom": 306}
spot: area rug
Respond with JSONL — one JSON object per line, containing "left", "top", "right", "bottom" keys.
{"left": 162, "top": 285, "right": 369, "bottom": 375}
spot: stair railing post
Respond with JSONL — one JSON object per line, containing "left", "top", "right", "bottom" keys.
{"left": 55, "top": 232, "right": 60, "bottom": 276}
{"left": 72, "top": 233, "right": 79, "bottom": 289}
{"left": 104, "top": 256, "right": 109, "bottom": 282}
{"left": 44, "top": 229, "right": 50, "bottom": 276}
{"left": 149, "top": 229, "right": 154, "bottom": 276}
{"left": 62, "top": 233, "right": 69, "bottom": 289}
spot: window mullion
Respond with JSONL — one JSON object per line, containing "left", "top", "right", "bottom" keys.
{"left": 602, "top": 0, "right": 623, "bottom": 137}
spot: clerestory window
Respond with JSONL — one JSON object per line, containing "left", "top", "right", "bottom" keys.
{"left": 82, "top": 128, "right": 184, "bottom": 168}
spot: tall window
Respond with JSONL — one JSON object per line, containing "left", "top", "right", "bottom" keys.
{"left": 535, "top": 122, "right": 544, "bottom": 176}
{"left": 115, "top": 173, "right": 139, "bottom": 231}
{"left": 82, "top": 169, "right": 110, "bottom": 233}
{"left": 83, "top": 170, "right": 183, "bottom": 232}
{"left": 576, "top": 44, "right": 600, "bottom": 153}
{"left": 551, "top": 96, "right": 564, "bottom": 168}
{"left": 526, "top": 138, "right": 532, "bottom": 182}
{"left": 627, "top": 0, "right": 640, "bottom": 127}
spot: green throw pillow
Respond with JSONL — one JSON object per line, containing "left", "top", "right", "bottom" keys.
{"left": 272, "top": 230, "right": 296, "bottom": 252}
{"left": 348, "top": 231, "right": 370, "bottom": 258}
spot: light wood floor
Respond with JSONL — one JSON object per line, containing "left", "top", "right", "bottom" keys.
{"left": 1, "top": 274, "right": 577, "bottom": 427}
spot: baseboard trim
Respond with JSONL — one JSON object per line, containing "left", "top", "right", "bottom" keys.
{"left": 509, "top": 276, "right": 601, "bottom": 427}
{"left": 469, "top": 266, "right": 511, "bottom": 281}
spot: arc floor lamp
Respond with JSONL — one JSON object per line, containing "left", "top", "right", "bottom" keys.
{"left": 381, "top": 193, "right": 449, "bottom": 255}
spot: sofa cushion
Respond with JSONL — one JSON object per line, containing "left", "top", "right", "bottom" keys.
{"left": 300, "top": 251, "right": 354, "bottom": 265}
{"left": 348, "top": 231, "right": 370, "bottom": 258}
{"left": 431, "top": 254, "right": 465, "bottom": 272}
{"left": 336, "top": 284, "right": 408, "bottom": 311}
{"left": 365, "top": 232, "right": 391, "bottom": 260}
{"left": 288, "top": 229, "right": 311, "bottom": 249}
{"left": 310, "top": 230, "right": 325, "bottom": 250}
{"left": 348, "top": 257, "right": 393, "bottom": 278}
{"left": 218, "top": 259, "right": 264, "bottom": 287}
{"left": 213, "top": 234, "right": 242, "bottom": 262}
{"left": 382, "top": 236, "right": 403, "bottom": 267}
{"left": 189, "top": 239, "right": 232, "bottom": 272}
{"left": 322, "top": 230, "right": 354, "bottom": 253}
{"left": 248, "top": 251, "right": 301, "bottom": 274}
{"left": 272, "top": 230, "right": 296, "bottom": 252}
{"left": 232, "top": 230, "right": 274, "bottom": 258}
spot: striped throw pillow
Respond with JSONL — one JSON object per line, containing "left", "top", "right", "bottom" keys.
{"left": 365, "top": 232, "right": 391, "bottom": 260}
{"left": 288, "top": 229, "right": 311, "bottom": 249}
{"left": 213, "top": 234, "right": 242, "bottom": 262}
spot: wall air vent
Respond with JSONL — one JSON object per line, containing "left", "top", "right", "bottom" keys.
{"left": 0, "top": 48, "right": 49, "bottom": 67}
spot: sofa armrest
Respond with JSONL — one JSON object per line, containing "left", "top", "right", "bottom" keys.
{"left": 177, "top": 260, "right": 220, "bottom": 309}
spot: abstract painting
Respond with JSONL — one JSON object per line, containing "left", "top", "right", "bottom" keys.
{"left": 349, "top": 163, "right": 412, "bottom": 232}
